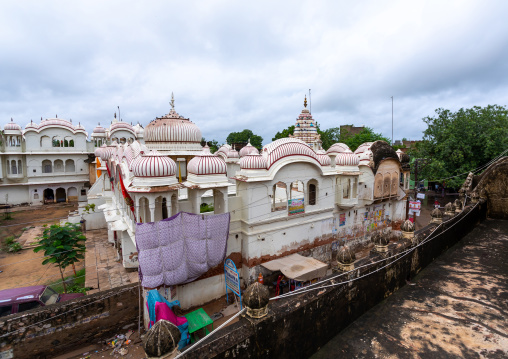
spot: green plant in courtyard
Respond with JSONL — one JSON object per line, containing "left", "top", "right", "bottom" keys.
{"left": 34, "top": 223, "right": 86, "bottom": 293}
{"left": 84, "top": 203, "right": 96, "bottom": 214}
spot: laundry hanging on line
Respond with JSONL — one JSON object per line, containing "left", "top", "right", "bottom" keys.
{"left": 136, "top": 211, "right": 230, "bottom": 288}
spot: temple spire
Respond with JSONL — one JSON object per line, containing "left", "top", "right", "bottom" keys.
{"left": 170, "top": 92, "right": 175, "bottom": 110}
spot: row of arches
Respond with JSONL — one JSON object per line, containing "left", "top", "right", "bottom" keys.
{"left": 6, "top": 136, "right": 21, "bottom": 147}
{"left": 41, "top": 187, "right": 81, "bottom": 203}
{"left": 138, "top": 195, "right": 178, "bottom": 223}
{"left": 272, "top": 179, "right": 318, "bottom": 213}
{"left": 374, "top": 172, "right": 399, "bottom": 199}
{"left": 42, "top": 159, "right": 76, "bottom": 173}
{"left": 110, "top": 137, "right": 135, "bottom": 144}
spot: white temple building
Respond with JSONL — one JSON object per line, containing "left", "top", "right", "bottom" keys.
{"left": 80, "top": 98, "right": 411, "bottom": 311}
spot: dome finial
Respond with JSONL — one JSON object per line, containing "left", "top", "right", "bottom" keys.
{"left": 170, "top": 92, "right": 175, "bottom": 110}
{"left": 304, "top": 95, "right": 307, "bottom": 108}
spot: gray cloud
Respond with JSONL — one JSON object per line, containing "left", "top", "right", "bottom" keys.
{"left": 1, "top": 0, "right": 508, "bottom": 144}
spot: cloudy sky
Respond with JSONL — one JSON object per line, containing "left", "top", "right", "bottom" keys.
{"left": 1, "top": 0, "right": 508, "bottom": 144}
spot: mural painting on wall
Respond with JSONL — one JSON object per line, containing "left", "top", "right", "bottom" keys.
{"left": 288, "top": 198, "right": 305, "bottom": 215}
{"left": 339, "top": 213, "right": 346, "bottom": 227}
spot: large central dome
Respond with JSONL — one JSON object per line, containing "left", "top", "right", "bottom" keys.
{"left": 144, "top": 97, "right": 203, "bottom": 154}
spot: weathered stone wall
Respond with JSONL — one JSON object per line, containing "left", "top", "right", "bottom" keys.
{"left": 473, "top": 157, "right": 508, "bottom": 219}
{"left": 184, "top": 201, "right": 487, "bottom": 359}
{"left": 0, "top": 283, "right": 140, "bottom": 359}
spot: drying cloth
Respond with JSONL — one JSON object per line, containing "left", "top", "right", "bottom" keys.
{"left": 146, "top": 289, "right": 190, "bottom": 350}
{"left": 137, "top": 212, "right": 230, "bottom": 288}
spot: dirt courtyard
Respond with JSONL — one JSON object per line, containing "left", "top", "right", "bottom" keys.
{"left": 0, "top": 203, "right": 81, "bottom": 291}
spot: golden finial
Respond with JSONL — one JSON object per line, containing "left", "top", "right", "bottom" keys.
{"left": 304, "top": 95, "right": 307, "bottom": 108}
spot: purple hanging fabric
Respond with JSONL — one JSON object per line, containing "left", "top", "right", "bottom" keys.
{"left": 136, "top": 212, "right": 230, "bottom": 288}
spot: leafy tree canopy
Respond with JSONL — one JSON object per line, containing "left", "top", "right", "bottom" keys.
{"left": 340, "top": 127, "right": 390, "bottom": 152}
{"left": 201, "top": 138, "right": 219, "bottom": 153}
{"left": 272, "top": 125, "right": 295, "bottom": 141}
{"left": 34, "top": 223, "right": 86, "bottom": 293}
{"left": 409, "top": 105, "right": 508, "bottom": 188}
{"left": 226, "top": 129, "right": 263, "bottom": 150}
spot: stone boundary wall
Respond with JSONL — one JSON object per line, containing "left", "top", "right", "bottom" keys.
{"left": 184, "top": 201, "right": 487, "bottom": 359}
{"left": 0, "top": 283, "right": 140, "bottom": 359}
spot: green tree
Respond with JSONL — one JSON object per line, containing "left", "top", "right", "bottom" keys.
{"left": 340, "top": 127, "right": 390, "bottom": 152}
{"left": 319, "top": 126, "right": 340, "bottom": 150}
{"left": 34, "top": 223, "right": 86, "bottom": 293}
{"left": 409, "top": 105, "right": 508, "bottom": 188}
{"left": 272, "top": 125, "right": 295, "bottom": 141}
{"left": 226, "top": 129, "right": 263, "bottom": 150}
{"left": 201, "top": 138, "right": 220, "bottom": 153}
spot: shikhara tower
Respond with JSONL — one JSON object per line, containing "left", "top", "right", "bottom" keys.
{"left": 290, "top": 95, "right": 322, "bottom": 151}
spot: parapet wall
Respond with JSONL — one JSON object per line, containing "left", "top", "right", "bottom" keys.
{"left": 185, "top": 201, "right": 487, "bottom": 359}
{"left": 0, "top": 283, "right": 140, "bottom": 359}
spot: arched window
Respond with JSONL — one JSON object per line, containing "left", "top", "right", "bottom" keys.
{"left": 69, "top": 139, "right": 74, "bottom": 147}
{"left": 272, "top": 182, "right": 288, "bottom": 212}
{"left": 383, "top": 173, "right": 391, "bottom": 197}
{"left": 42, "top": 160, "right": 52, "bottom": 173}
{"left": 18, "top": 160, "right": 22, "bottom": 175}
{"left": 40, "top": 136, "right": 51, "bottom": 147}
{"left": 162, "top": 198, "right": 168, "bottom": 219}
{"left": 309, "top": 183, "right": 316, "bottom": 205}
{"left": 54, "top": 160, "right": 64, "bottom": 173}
{"left": 374, "top": 173, "right": 383, "bottom": 199}
{"left": 11, "top": 160, "right": 17, "bottom": 175}
{"left": 65, "top": 159, "right": 75, "bottom": 172}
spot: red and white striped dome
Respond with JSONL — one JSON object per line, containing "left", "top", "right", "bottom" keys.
{"left": 132, "top": 151, "right": 177, "bottom": 177}
{"left": 25, "top": 120, "right": 39, "bottom": 131}
{"left": 316, "top": 150, "right": 332, "bottom": 166}
{"left": 130, "top": 141, "right": 142, "bottom": 160}
{"left": 101, "top": 144, "right": 117, "bottom": 161}
{"left": 144, "top": 109, "right": 202, "bottom": 143}
{"left": 239, "top": 154, "right": 268, "bottom": 170}
{"left": 93, "top": 123, "right": 106, "bottom": 134}
{"left": 263, "top": 138, "right": 325, "bottom": 169}
{"left": 216, "top": 144, "right": 240, "bottom": 160}
{"left": 110, "top": 121, "right": 135, "bottom": 135}
{"left": 94, "top": 145, "right": 106, "bottom": 158}
{"left": 336, "top": 152, "right": 360, "bottom": 166}
{"left": 326, "top": 143, "right": 351, "bottom": 155}
{"left": 4, "top": 119, "right": 22, "bottom": 133}
{"left": 239, "top": 141, "right": 259, "bottom": 157}
{"left": 354, "top": 142, "right": 373, "bottom": 155}
{"left": 187, "top": 146, "right": 227, "bottom": 175}
{"left": 123, "top": 145, "right": 134, "bottom": 167}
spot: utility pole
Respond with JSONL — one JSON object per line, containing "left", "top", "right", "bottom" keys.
{"left": 309, "top": 89, "right": 312, "bottom": 114}
{"left": 391, "top": 96, "right": 394, "bottom": 146}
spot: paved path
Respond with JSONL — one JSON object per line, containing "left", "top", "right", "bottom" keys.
{"left": 84, "top": 228, "right": 138, "bottom": 294}
{"left": 311, "top": 219, "right": 508, "bottom": 359}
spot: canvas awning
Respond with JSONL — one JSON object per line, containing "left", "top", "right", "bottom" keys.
{"left": 261, "top": 254, "right": 328, "bottom": 282}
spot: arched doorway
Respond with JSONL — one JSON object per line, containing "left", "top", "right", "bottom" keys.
{"left": 43, "top": 188, "right": 54, "bottom": 204}
{"left": 56, "top": 188, "right": 66, "bottom": 203}
{"left": 68, "top": 187, "right": 78, "bottom": 202}
{"left": 162, "top": 197, "right": 168, "bottom": 219}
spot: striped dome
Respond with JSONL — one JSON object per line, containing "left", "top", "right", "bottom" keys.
{"left": 25, "top": 120, "right": 38, "bottom": 130}
{"left": 101, "top": 144, "right": 116, "bottom": 161}
{"left": 336, "top": 152, "right": 360, "bottom": 166}
{"left": 326, "top": 143, "right": 351, "bottom": 155}
{"left": 187, "top": 146, "right": 227, "bottom": 175}
{"left": 239, "top": 141, "right": 259, "bottom": 157}
{"left": 316, "top": 152, "right": 332, "bottom": 166}
{"left": 130, "top": 141, "right": 142, "bottom": 160}
{"left": 94, "top": 145, "right": 106, "bottom": 158}
{"left": 110, "top": 121, "right": 135, "bottom": 135}
{"left": 263, "top": 138, "right": 325, "bottom": 169}
{"left": 93, "top": 123, "right": 106, "bottom": 134}
{"left": 216, "top": 144, "right": 240, "bottom": 159}
{"left": 4, "top": 119, "right": 22, "bottom": 133}
{"left": 354, "top": 142, "right": 373, "bottom": 155}
{"left": 239, "top": 154, "right": 268, "bottom": 170}
{"left": 132, "top": 151, "right": 177, "bottom": 177}
{"left": 123, "top": 145, "right": 134, "bottom": 167}
{"left": 144, "top": 109, "right": 202, "bottom": 143}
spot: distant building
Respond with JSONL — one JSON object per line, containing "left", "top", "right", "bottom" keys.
{"left": 340, "top": 125, "right": 365, "bottom": 139}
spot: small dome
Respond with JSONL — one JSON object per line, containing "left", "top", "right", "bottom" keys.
{"left": 401, "top": 220, "right": 415, "bottom": 232}
{"left": 326, "top": 143, "right": 351, "bottom": 155}
{"left": 371, "top": 232, "right": 390, "bottom": 246}
{"left": 354, "top": 142, "right": 373, "bottom": 155}
{"left": 239, "top": 140, "right": 259, "bottom": 157}
{"left": 94, "top": 146, "right": 104, "bottom": 158}
{"left": 216, "top": 144, "right": 240, "bottom": 160}
{"left": 187, "top": 146, "right": 227, "bottom": 175}
{"left": 133, "top": 123, "right": 144, "bottom": 136}
{"left": 337, "top": 246, "right": 356, "bottom": 265}
{"left": 242, "top": 281, "right": 269, "bottom": 318}
{"left": 316, "top": 153, "right": 331, "bottom": 166}
{"left": 335, "top": 151, "right": 360, "bottom": 166}
{"left": 93, "top": 123, "right": 106, "bottom": 134}
{"left": 143, "top": 320, "right": 181, "bottom": 358}
{"left": 431, "top": 208, "right": 443, "bottom": 218}
{"left": 101, "top": 144, "right": 116, "bottom": 161}
{"left": 239, "top": 154, "right": 268, "bottom": 170}
{"left": 24, "top": 120, "right": 38, "bottom": 131}
{"left": 4, "top": 119, "right": 22, "bottom": 133}
{"left": 132, "top": 151, "right": 177, "bottom": 177}
{"left": 444, "top": 202, "right": 455, "bottom": 212}
{"left": 144, "top": 108, "right": 202, "bottom": 143}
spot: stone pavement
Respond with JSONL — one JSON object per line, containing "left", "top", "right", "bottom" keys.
{"left": 311, "top": 219, "right": 508, "bottom": 359}
{"left": 84, "top": 228, "right": 138, "bottom": 294}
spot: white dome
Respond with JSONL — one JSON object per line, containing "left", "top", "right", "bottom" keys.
{"left": 132, "top": 151, "right": 177, "bottom": 177}
{"left": 25, "top": 120, "right": 38, "bottom": 131}
{"left": 101, "top": 144, "right": 116, "bottom": 161}
{"left": 263, "top": 138, "right": 326, "bottom": 169}
{"left": 239, "top": 141, "right": 259, "bottom": 157}
{"left": 93, "top": 123, "right": 106, "bottom": 134}
{"left": 4, "top": 119, "right": 22, "bottom": 133}
{"left": 110, "top": 121, "right": 135, "bottom": 135}
{"left": 316, "top": 153, "right": 332, "bottom": 166}
{"left": 216, "top": 144, "right": 240, "bottom": 160}
{"left": 187, "top": 146, "right": 227, "bottom": 175}
{"left": 239, "top": 154, "right": 268, "bottom": 170}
